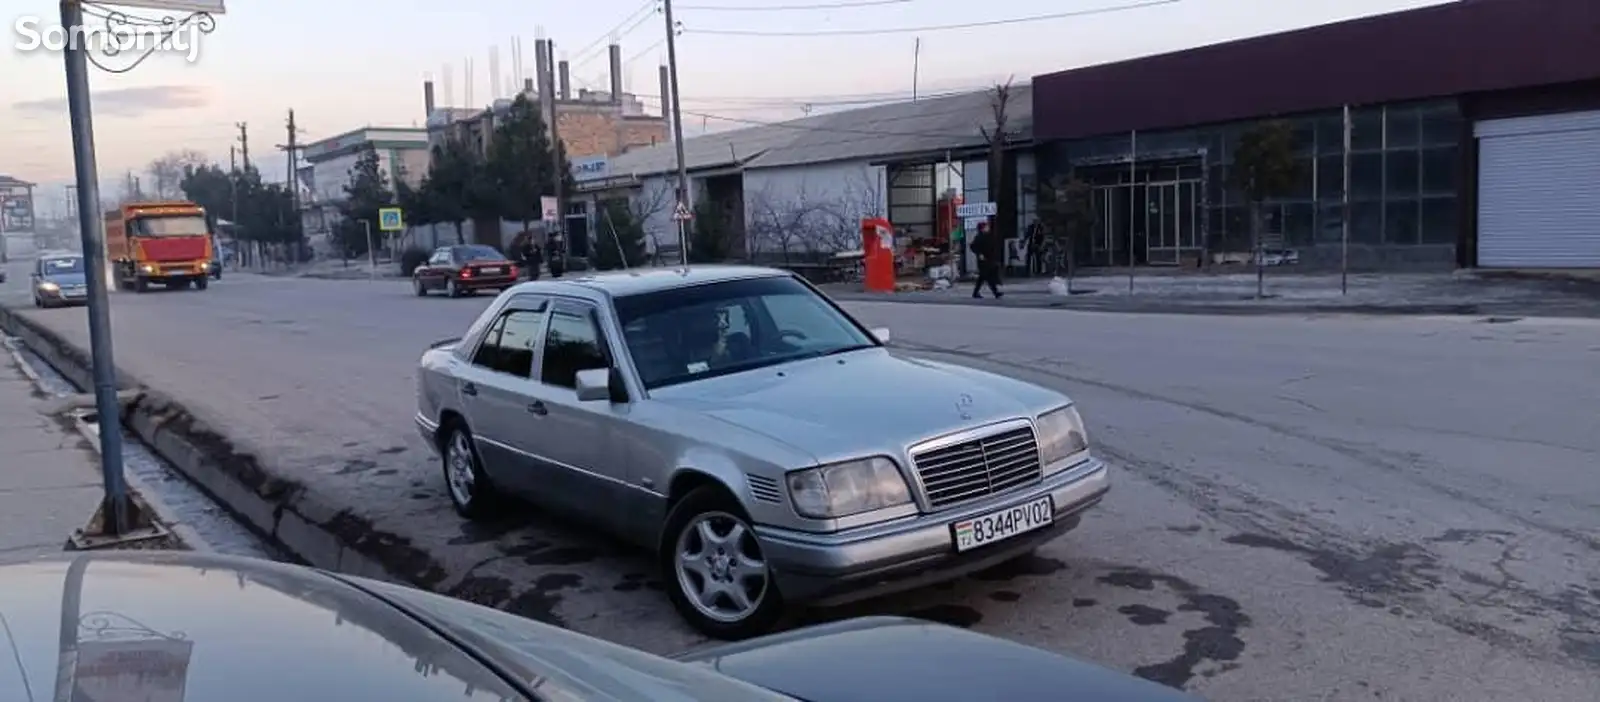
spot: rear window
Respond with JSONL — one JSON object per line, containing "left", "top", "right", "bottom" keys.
{"left": 453, "top": 245, "right": 505, "bottom": 262}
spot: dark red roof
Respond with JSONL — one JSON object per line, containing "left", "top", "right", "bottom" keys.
{"left": 1030, "top": 0, "right": 1600, "bottom": 141}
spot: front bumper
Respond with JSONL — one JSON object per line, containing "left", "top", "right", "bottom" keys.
{"left": 757, "top": 458, "right": 1109, "bottom": 606}
{"left": 36, "top": 286, "right": 87, "bottom": 304}
{"left": 415, "top": 412, "right": 439, "bottom": 453}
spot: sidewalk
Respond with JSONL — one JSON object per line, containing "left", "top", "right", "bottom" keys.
{"left": 820, "top": 270, "right": 1600, "bottom": 318}
{"left": 0, "top": 341, "right": 104, "bottom": 565}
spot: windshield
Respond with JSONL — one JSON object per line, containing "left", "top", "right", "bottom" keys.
{"left": 41, "top": 257, "right": 84, "bottom": 275}
{"left": 131, "top": 214, "right": 208, "bottom": 237}
{"left": 453, "top": 245, "right": 506, "bottom": 262}
{"left": 614, "top": 276, "right": 878, "bottom": 390}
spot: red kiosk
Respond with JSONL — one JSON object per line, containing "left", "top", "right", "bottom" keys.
{"left": 860, "top": 217, "right": 896, "bottom": 292}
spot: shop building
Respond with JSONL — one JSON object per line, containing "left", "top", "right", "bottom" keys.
{"left": 584, "top": 86, "right": 1031, "bottom": 268}
{"left": 1030, "top": 0, "right": 1600, "bottom": 270}
{"left": 296, "top": 127, "right": 431, "bottom": 243}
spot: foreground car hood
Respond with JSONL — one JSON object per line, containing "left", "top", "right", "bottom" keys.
{"left": 652, "top": 348, "right": 1064, "bottom": 459}
{"left": 682, "top": 617, "right": 1200, "bottom": 702}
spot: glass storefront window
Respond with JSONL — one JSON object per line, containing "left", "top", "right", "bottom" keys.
{"left": 1386, "top": 105, "right": 1421, "bottom": 149}
{"left": 1351, "top": 202, "right": 1383, "bottom": 244}
{"left": 1351, "top": 108, "right": 1384, "bottom": 151}
{"left": 1315, "top": 112, "right": 1345, "bottom": 154}
{"left": 1284, "top": 203, "right": 1316, "bottom": 246}
{"left": 1385, "top": 199, "right": 1420, "bottom": 245}
{"left": 1316, "top": 155, "right": 1343, "bottom": 200}
{"left": 1420, "top": 102, "right": 1462, "bottom": 147}
{"left": 1386, "top": 150, "right": 1420, "bottom": 198}
{"left": 1420, "top": 197, "right": 1458, "bottom": 244}
{"left": 1421, "top": 147, "right": 1457, "bottom": 196}
{"left": 1351, "top": 153, "right": 1384, "bottom": 199}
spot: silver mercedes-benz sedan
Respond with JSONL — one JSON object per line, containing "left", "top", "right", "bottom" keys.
{"left": 414, "top": 265, "right": 1109, "bottom": 639}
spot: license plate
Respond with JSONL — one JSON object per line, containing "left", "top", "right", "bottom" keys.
{"left": 951, "top": 496, "right": 1053, "bottom": 552}
{"left": 479, "top": 267, "right": 502, "bottom": 275}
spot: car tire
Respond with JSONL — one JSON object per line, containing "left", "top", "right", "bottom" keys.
{"left": 440, "top": 420, "right": 503, "bottom": 520}
{"left": 660, "top": 486, "right": 784, "bottom": 640}
{"left": 446, "top": 279, "right": 460, "bottom": 298}
{"left": 134, "top": 278, "right": 148, "bottom": 293}
{"left": 194, "top": 277, "right": 208, "bottom": 290}
{"left": 413, "top": 277, "right": 427, "bottom": 296}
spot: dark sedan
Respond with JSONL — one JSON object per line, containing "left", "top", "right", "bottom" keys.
{"left": 0, "top": 553, "right": 1201, "bottom": 702}
{"left": 414, "top": 244, "right": 519, "bottom": 298}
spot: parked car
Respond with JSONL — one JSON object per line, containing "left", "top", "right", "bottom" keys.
{"left": 31, "top": 253, "right": 89, "bottom": 307}
{"left": 415, "top": 266, "right": 1109, "bottom": 638}
{"left": 413, "top": 244, "right": 519, "bottom": 297}
{"left": 1, "top": 553, "right": 1196, "bottom": 702}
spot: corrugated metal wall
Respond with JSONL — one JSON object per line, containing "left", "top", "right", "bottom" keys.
{"left": 1475, "top": 110, "right": 1600, "bottom": 268}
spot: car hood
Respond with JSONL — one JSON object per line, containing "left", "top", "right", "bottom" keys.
{"left": 650, "top": 348, "right": 1066, "bottom": 461}
{"left": 42, "top": 272, "right": 86, "bottom": 286}
{"left": 681, "top": 617, "right": 1202, "bottom": 702}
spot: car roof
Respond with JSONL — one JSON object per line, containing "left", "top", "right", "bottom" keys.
{"left": 506, "top": 265, "right": 791, "bottom": 299}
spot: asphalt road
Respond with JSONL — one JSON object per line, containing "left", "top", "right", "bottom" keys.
{"left": 3, "top": 262, "right": 1597, "bottom": 701}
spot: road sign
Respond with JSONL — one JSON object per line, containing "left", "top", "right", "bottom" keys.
{"left": 956, "top": 201, "right": 997, "bottom": 218}
{"left": 377, "top": 208, "right": 404, "bottom": 232}
{"left": 673, "top": 202, "right": 693, "bottom": 221}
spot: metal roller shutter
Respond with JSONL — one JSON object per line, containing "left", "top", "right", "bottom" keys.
{"left": 1475, "top": 110, "right": 1600, "bottom": 268}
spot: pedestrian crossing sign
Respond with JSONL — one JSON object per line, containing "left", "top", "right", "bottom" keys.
{"left": 378, "top": 208, "right": 404, "bottom": 232}
{"left": 673, "top": 202, "right": 693, "bottom": 221}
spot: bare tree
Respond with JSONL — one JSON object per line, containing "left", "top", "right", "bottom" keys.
{"left": 747, "top": 185, "right": 851, "bottom": 264}
{"left": 978, "top": 77, "right": 1017, "bottom": 240}
{"left": 146, "top": 149, "right": 209, "bottom": 199}
{"left": 629, "top": 177, "right": 677, "bottom": 254}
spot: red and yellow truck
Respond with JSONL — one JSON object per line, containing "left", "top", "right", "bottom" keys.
{"left": 104, "top": 201, "right": 215, "bottom": 292}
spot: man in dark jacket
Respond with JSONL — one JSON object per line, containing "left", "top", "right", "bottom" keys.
{"left": 520, "top": 234, "right": 542, "bottom": 280}
{"left": 546, "top": 234, "right": 565, "bottom": 278}
{"left": 969, "top": 222, "right": 1004, "bottom": 299}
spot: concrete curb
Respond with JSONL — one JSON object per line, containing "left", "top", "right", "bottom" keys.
{"left": 822, "top": 291, "right": 1492, "bottom": 317}
{"left": 0, "top": 304, "right": 445, "bottom": 587}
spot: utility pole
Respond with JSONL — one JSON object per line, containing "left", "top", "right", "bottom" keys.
{"left": 662, "top": 0, "right": 690, "bottom": 265}
{"left": 60, "top": 0, "right": 145, "bottom": 541}
{"left": 236, "top": 122, "right": 250, "bottom": 171}
{"left": 229, "top": 145, "right": 240, "bottom": 249}
{"left": 542, "top": 40, "right": 568, "bottom": 261}
{"left": 286, "top": 110, "right": 301, "bottom": 255}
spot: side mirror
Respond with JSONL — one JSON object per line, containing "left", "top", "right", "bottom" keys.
{"left": 575, "top": 367, "right": 630, "bottom": 404}
{"left": 870, "top": 327, "right": 892, "bottom": 343}
{"left": 574, "top": 368, "right": 611, "bottom": 402}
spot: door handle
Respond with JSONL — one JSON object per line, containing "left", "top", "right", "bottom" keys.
{"left": 461, "top": 382, "right": 478, "bottom": 397}
{"left": 526, "top": 400, "right": 548, "bottom": 416}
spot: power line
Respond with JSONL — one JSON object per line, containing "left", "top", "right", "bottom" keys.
{"left": 678, "top": 0, "right": 911, "bottom": 10}
{"left": 686, "top": 0, "right": 1179, "bottom": 36}
{"left": 625, "top": 37, "right": 668, "bottom": 64}
{"left": 639, "top": 101, "right": 980, "bottom": 139}
{"left": 572, "top": 0, "right": 661, "bottom": 68}
{"left": 637, "top": 85, "right": 984, "bottom": 107}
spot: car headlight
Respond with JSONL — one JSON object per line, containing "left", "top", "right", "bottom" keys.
{"left": 140, "top": 264, "right": 156, "bottom": 273}
{"left": 785, "top": 456, "right": 911, "bottom": 519}
{"left": 1036, "top": 405, "right": 1090, "bottom": 472}
{"left": 39, "top": 282, "right": 60, "bottom": 291}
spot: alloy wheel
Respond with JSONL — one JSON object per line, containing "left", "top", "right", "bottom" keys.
{"left": 674, "top": 511, "right": 769, "bottom": 624}
{"left": 445, "top": 430, "right": 476, "bottom": 507}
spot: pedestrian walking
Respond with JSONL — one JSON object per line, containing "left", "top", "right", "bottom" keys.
{"left": 520, "top": 233, "right": 543, "bottom": 280}
{"left": 546, "top": 234, "right": 565, "bottom": 278}
{"left": 969, "top": 222, "right": 1004, "bottom": 299}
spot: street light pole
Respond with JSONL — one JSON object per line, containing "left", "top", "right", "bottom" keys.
{"left": 360, "top": 219, "right": 376, "bottom": 279}
{"left": 662, "top": 0, "right": 691, "bottom": 266}
{"left": 60, "top": 0, "right": 134, "bottom": 537}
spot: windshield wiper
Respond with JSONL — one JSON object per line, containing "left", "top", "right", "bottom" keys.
{"left": 808, "top": 344, "right": 877, "bottom": 360}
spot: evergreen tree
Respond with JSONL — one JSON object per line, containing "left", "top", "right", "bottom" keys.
{"left": 336, "top": 149, "right": 394, "bottom": 257}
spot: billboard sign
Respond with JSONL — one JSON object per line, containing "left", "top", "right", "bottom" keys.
{"left": 72, "top": 638, "right": 194, "bottom": 702}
